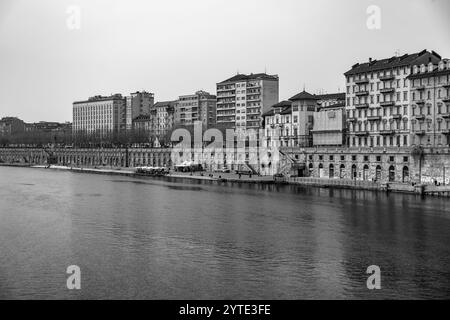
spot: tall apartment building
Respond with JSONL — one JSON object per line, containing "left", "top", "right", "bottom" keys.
{"left": 344, "top": 49, "right": 441, "bottom": 148}
{"left": 408, "top": 58, "right": 450, "bottom": 147}
{"left": 175, "top": 91, "right": 216, "bottom": 127}
{"left": 125, "top": 91, "right": 154, "bottom": 130}
{"left": 216, "top": 73, "right": 279, "bottom": 130}
{"left": 73, "top": 94, "right": 126, "bottom": 134}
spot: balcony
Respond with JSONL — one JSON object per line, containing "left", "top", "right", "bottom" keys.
{"left": 380, "top": 130, "right": 395, "bottom": 136}
{"left": 414, "top": 114, "right": 425, "bottom": 120}
{"left": 415, "top": 100, "right": 425, "bottom": 105}
{"left": 440, "top": 113, "right": 450, "bottom": 119}
{"left": 355, "top": 131, "right": 369, "bottom": 136}
{"left": 442, "top": 97, "right": 450, "bottom": 103}
{"left": 355, "top": 78, "right": 369, "bottom": 85}
{"left": 217, "top": 86, "right": 235, "bottom": 92}
{"left": 217, "top": 100, "right": 235, "bottom": 105}
{"left": 442, "top": 82, "right": 450, "bottom": 88}
{"left": 355, "top": 91, "right": 369, "bottom": 96}
{"left": 441, "top": 129, "right": 450, "bottom": 135}
{"left": 414, "top": 85, "right": 426, "bottom": 91}
{"left": 380, "top": 88, "right": 395, "bottom": 94}
{"left": 355, "top": 103, "right": 369, "bottom": 109}
{"left": 392, "top": 114, "right": 402, "bottom": 120}
{"left": 367, "top": 116, "right": 381, "bottom": 121}
{"left": 347, "top": 117, "right": 358, "bottom": 122}
{"left": 380, "top": 101, "right": 395, "bottom": 107}
{"left": 415, "top": 130, "right": 426, "bottom": 136}
{"left": 380, "top": 75, "right": 395, "bottom": 81}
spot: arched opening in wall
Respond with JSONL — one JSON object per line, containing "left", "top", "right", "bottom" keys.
{"left": 363, "top": 165, "right": 369, "bottom": 181}
{"left": 389, "top": 165, "right": 396, "bottom": 182}
{"left": 376, "top": 165, "right": 382, "bottom": 182}
{"left": 340, "top": 164, "right": 345, "bottom": 179}
{"left": 329, "top": 164, "right": 334, "bottom": 178}
{"left": 351, "top": 164, "right": 357, "bottom": 180}
{"left": 308, "top": 163, "right": 313, "bottom": 177}
{"left": 402, "top": 166, "right": 409, "bottom": 183}
{"left": 318, "top": 163, "right": 324, "bottom": 178}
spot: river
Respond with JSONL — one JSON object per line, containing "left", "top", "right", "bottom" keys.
{"left": 0, "top": 166, "right": 449, "bottom": 299}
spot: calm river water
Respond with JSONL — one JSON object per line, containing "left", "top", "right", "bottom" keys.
{"left": 1, "top": 166, "right": 450, "bottom": 299}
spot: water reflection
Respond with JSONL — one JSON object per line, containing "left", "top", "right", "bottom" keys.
{"left": 0, "top": 166, "right": 450, "bottom": 299}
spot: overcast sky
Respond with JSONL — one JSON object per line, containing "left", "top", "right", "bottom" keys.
{"left": 0, "top": 0, "right": 449, "bottom": 123}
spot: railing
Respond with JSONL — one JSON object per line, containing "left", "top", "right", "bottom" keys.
{"left": 285, "top": 177, "right": 381, "bottom": 189}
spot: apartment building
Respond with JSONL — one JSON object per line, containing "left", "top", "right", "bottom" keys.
{"left": 216, "top": 73, "right": 279, "bottom": 130}
{"left": 151, "top": 101, "right": 175, "bottom": 137}
{"left": 73, "top": 94, "right": 126, "bottom": 134}
{"left": 344, "top": 49, "right": 441, "bottom": 148}
{"left": 133, "top": 101, "right": 175, "bottom": 139}
{"left": 125, "top": 91, "right": 154, "bottom": 130}
{"left": 175, "top": 91, "right": 216, "bottom": 127}
{"left": 408, "top": 58, "right": 450, "bottom": 147}
{"left": 263, "top": 91, "right": 328, "bottom": 148}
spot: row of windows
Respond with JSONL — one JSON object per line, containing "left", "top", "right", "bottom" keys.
{"left": 350, "top": 135, "right": 409, "bottom": 147}
{"left": 348, "top": 79, "right": 408, "bottom": 93}
{"left": 347, "top": 92, "right": 408, "bottom": 106}
{"left": 412, "top": 88, "right": 450, "bottom": 100}
{"left": 314, "top": 154, "right": 409, "bottom": 163}
{"left": 347, "top": 67, "right": 410, "bottom": 83}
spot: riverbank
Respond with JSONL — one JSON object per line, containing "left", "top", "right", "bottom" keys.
{"left": 0, "top": 163, "right": 276, "bottom": 184}
{"left": 2, "top": 163, "right": 450, "bottom": 196}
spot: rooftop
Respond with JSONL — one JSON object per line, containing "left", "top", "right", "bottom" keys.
{"left": 344, "top": 49, "right": 441, "bottom": 76}
{"left": 217, "top": 73, "right": 279, "bottom": 85}
{"left": 262, "top": 101, "right": 292, "bottom": 117}
{"left": 73, "top": 94, "right": 124, "bottom": 105}
{"left": 154, "top": 101, "right": 175, "bottom": 108}
{"left": 315, "top": 92, "right": 345, "bottom": 101}
{"left": 289, "top": 91, "right": 319, "bottom": 101}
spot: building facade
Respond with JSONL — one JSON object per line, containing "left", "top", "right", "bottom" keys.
{"left": 73, "top": 94, "right": 126, "bottom": 134}
{"left": 175, "top": 91, "right": 216, "bottom": 127}
{"left": 263, "top": 92, "right": 346, "bottom": 148}
{"left": 0, "top": 117, "right": 25, "bottom": 136}
{"left": 216, "top": 73, "right": 279, "bottom": 130}
{"left": 344, "top": 50, "right": 441, "bottom": 148}
{"left": 25, "top": 121, "right": 72, "bottom": 134}
{"left": 408, "top": 58, "right": 450, "bottom": 147}
{"left": 312, "top": 93, "right": 346, "bottom": 146}
{"left": 125, "top": 91, "right": 154, "bottom": 130}
{"left": 151, "top": 101, "right": 175, "bottom": 137}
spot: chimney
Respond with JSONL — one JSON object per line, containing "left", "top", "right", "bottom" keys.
{"left": 369, "top": 57, "right": 372, "bottom": 63}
